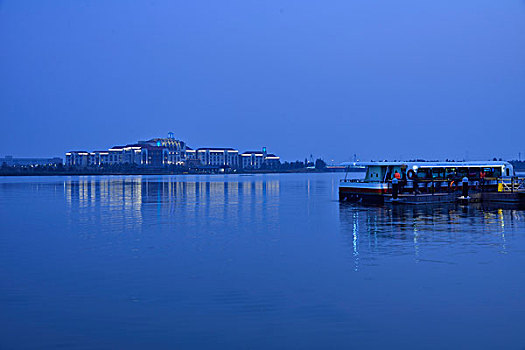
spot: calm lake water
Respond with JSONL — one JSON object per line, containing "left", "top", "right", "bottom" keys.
{"left": 1, "top": 173, "right": 524, "bottom": 349}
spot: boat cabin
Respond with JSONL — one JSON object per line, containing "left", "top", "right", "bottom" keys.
{"left": 345, "top": 161, "right": 514, "bottom": 183}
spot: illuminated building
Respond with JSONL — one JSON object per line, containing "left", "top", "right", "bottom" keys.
{"left": 138, "top": 144, "right": 169, "bottom": 167}
{"left": 240, "top": 148, "right": 280, "bottom": 169}
{"left": 107, "top": 146, "right": 125, "bottom": 165}
{"left": 138, "top": 132, "right": 187, "bottom": 165}
{"left": 64, "top": 133, "right": 280, "bottom": 169}
{"left": 65, "top": 151, "right": 89, "bottom": 167}
{"left": 88, "top": 151, "right": 109, "bottom": 166}
{"left": 196, "top": 148, "right": 239, "bottom": 167}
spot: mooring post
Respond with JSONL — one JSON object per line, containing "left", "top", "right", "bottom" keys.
{"left": 462, "top": 176, "right": 469, "bottom": 198}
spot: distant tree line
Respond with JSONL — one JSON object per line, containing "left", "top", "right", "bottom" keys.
{"left": 278, "top": 158, "right": 326, "bottom": 170}
{"left": 0, "top": 158, "right": 332, "bottom": 176}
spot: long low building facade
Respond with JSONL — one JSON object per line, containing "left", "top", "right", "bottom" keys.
{"left": 1, "top": 156, "right": 63, "bottom": 167}
{"left": 65, "top": 133, "right": 280, "bottom": 169}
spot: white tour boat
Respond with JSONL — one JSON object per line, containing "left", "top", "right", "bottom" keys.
{"left": 339, "top": 161, "right": 515, "bottom": 203}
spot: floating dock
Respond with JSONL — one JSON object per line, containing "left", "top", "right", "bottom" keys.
{"left": 386, "top": 192, "right": 458, "bottom": 204}
{"left": 383, "top": 191, "right": 525, "bottom": 205}
{"left": 476, "top": 191, "right": 525, "bottom": 204}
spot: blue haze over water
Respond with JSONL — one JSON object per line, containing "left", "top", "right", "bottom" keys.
{"left": 1, "top": 1, "right": 525, "bottom": 161}
{"left": 1, "top": 173, "right": 525, "bottom": 349}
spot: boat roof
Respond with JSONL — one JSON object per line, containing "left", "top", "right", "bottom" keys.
{"left": 340, "top": 161, "right": 512, "bottom": 168}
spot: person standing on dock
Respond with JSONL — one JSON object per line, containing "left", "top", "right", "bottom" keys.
{"left": 393, "top": 171, "right": 401, "bottom": 194}
{"left": 392, "top": 176, "right": 399, "bottom": 200}
{"left": 480, "top": 170, "right": 486, "bottom": 192}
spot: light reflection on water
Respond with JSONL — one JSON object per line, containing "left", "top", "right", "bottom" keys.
{"left": 339, "top": 203, "right": 525, "bottom": 272}
{"left": 62, "top": 176, "right": 282, "bottom": 239}
{"left": 0, "top": 173, "right": 524, "bottom": 349}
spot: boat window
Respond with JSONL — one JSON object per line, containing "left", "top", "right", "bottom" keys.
{"left": 432, "top": 168, "right": 445, "bottom": 179}
{"left": 483, "top": 167, "right": 494, "bottom": 177}
{"left": 445, "top": 168, "right": 456, "bottom": 179}
{"left": 469, "top": 167, "right": 481, "bottom": 178}
{"left": 416, "top": 168, "right": 430, "bottom": 179}
{"left": 457, "top": 167, "right": 468, "bottom": 178}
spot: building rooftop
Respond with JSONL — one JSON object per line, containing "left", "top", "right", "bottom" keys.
{"left": 197, "top": 147, "right": 237, "bottom": 151}
{"left": 138, "top": 144, "right": 165, "bottom": 150}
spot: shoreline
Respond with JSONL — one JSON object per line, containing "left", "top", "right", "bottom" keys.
{"left": 0, "top": 168, "right": 365, "bottom": 177}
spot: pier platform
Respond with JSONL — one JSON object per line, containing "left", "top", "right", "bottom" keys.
{"left": 476, "top": 191, "right": 525, "bottom": 204}
{"left": 385, "top": 192, "right": 457, "bottom": 204}
{"left": 384, "top": 191, "right": 525, "bottom": 205}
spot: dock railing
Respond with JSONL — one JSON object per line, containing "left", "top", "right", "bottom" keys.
{"left": 385, "top": 179, "right": 460, "bottom": 195}
{"left": 497, "top": 177, "right": 525, "bottom": 193}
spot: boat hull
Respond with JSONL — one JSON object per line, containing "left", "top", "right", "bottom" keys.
{"left": 339, "top": 182, "right": 389, "bottom": 203}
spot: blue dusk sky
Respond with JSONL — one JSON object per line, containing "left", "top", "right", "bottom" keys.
{"left": 1, "top": 1, "right": 524, "bottom": 162}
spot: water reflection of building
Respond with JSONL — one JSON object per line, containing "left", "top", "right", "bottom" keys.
{"left": 338, "top": 203, "right": 525, "bottom": 270}
{"left": 65, "top": 176, "right": 281, "bottom": 229}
